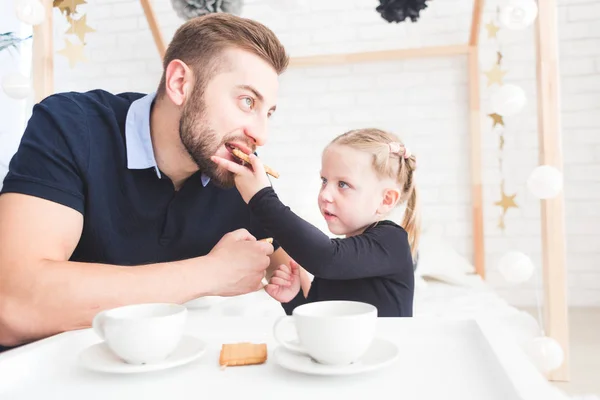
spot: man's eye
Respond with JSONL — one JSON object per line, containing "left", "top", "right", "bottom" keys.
{"left": 241, "top": 97, "right": 254, "bottom": 110}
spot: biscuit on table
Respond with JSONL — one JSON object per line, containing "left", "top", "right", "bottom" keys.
{"left": 219, "top": 343, "right": 268, "bottom": 367}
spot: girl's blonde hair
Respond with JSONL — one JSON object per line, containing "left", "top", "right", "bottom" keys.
{"left": 329, "top": 128, "right": 421, "bottom": 259}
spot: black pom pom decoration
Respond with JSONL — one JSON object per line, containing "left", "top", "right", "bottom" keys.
{"left": 376, "top": 0, "right": 431, "bottom": 23}
{"left": 170, "top": 0, "right": 243, "bottom": 20}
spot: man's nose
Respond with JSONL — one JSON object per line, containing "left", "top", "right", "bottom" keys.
{"left": 244, "top": 117, "right": 268, "bottom": 147}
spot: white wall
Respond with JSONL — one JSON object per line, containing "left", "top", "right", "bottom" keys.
{"left": 3, "top": 0, "right": 600, "bottom": 306}
{"left": 0, "top": 3, "right": 32, "bottom": 181}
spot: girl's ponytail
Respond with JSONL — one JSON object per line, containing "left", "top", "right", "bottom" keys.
{"left": 402, "top": 185, "right": 420, "bottom": 260}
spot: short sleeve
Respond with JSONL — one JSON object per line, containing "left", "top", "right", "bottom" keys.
{"left": 0, "top": 94, "right": 90, "bottom": 214}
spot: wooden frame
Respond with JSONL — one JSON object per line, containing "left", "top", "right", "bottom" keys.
{"left": 30, "top": 0, "right": 569, "bottom": 381}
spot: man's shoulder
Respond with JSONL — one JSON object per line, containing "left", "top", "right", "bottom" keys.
{"left": 41, "top": 89, "right": 147, "bottom": 115}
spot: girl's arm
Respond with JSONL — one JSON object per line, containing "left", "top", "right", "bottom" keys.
{"left": 248, "top": 187, "right": 411, "bottom": 280}
{"left": 209, "top": 153, "right": 411, "bottom": 280}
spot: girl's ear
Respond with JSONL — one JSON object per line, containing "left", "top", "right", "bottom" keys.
{"left": 377, "top": 187, "right": 401, "bottom": 215}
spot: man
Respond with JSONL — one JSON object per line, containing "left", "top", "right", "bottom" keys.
{"left": 0, "top": 13, "right": 291, "bottom": 348}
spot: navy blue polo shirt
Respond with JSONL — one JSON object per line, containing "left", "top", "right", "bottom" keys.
{"left": 0, "top": 89, "right": 276, "bottom": 266}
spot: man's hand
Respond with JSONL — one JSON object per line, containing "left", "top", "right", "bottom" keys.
{"left": 206, "top": 229, "right": 274, "bottom": 296}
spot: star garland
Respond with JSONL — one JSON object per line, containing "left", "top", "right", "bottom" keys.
{"left": 53, "top": 0, "right": 94, "bottom": 68}
{"left": 485, "top": 7, "right": 518, "bottom": 232}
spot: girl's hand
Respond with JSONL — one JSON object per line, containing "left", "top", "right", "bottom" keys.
{"left": 265, "top": 260, "right": 302, "bottom": 303}
{"left": 210, "top": 152, "right": 271, "bottom": 203}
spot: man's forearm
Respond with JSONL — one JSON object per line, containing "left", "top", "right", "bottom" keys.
{"left": 0, "top": 256, "right": 215, "bottom": 347}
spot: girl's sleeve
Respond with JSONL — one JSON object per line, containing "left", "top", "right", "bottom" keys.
{"left": 248, "top": 187, "right": 411, "bottom": 280}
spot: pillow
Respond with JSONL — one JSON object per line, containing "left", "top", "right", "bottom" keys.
{"left": 414, "top": 232, "right": 477, "bottom": 286}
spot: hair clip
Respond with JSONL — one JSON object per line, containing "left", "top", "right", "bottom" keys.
{"left": 389, "top": 142, "right": 411, "bottom": 159}
{"left": 388, "top": 142, "right": 402, "bottom": 154}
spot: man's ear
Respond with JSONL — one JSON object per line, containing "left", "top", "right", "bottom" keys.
{"left": 164, "top": 59, "right": 193, "bottom": 106}
{"left": 377, "top": 187, "right": 401, "bottom": 216}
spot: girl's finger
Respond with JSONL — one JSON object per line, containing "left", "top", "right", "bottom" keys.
{"left": 270, "top": 276, "right": 291, "bottom": 287}
{"left": 278, "top": 263, "right": 291, "bottom": 275}
{"left": 264, "top": 284, "right": 278, "bottom": 297}
{"left": 210, "top": 155, "right": 251, "bottom": 176}
{"left": 274, "top": 269, "right": 291, "bottom": 281}
{"left": 289, "top": 260, "right": 301, "bottom": 276}
{"left": 248, "top": 153, "right": 267, "bottom": 177}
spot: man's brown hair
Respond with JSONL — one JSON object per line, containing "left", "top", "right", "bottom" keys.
{"left": 157, "top": 13, "right": 289, "bottom": 97}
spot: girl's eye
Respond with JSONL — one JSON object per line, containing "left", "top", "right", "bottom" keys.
{"left": 338, "top": 181, "right": 349, "bottom": 189}
{"left": 240, "top": 97, "right": 254, "bottom": 110}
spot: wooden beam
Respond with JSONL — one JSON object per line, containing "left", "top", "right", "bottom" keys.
{"left": 534, "top": 0, "right": 570, "bottom": 382}
{"left": 140, "top": 0, "right": 166, "bottom": 60}
{"left": 289, "top": 44, "right": 470, "bottom": 68}
{"left": 467, "top": 46, "right": 485, "bottom": 278}
{"left": 469, "top": 0, "right": 485, "bottom": 46}
{"left": 32, "top": 0, "right": 54, "bottom": 103}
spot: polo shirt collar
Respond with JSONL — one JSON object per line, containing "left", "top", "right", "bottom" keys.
{"left": 125, "top": 92, "right": 210, "bottom": 187}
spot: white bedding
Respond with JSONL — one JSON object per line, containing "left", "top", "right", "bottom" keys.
{"left": 414, "top": 275, "right": 542, "bottom": 349}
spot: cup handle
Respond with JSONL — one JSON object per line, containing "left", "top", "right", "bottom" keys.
{"left": 92, "top": 311, "right": 106, "bottom": 340}
{"left": 273, "top": 316, "right": 306, "bottom": 354}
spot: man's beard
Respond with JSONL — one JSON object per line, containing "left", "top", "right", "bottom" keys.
{"left": 179, "top": 94, "right": 236, "bottom": 189}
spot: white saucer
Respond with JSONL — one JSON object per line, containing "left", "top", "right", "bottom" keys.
{"left": 78, "top": 335, "right": 207, "bottom": 374}
{"left": 273, "top": 337, "right": 399, "bottom": 376}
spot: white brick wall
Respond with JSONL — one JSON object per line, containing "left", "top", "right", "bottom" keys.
{"left": 42, "top": 0, "right": 600, "bottom": 306}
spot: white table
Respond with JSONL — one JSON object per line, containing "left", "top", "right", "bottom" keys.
{"left": 0, "top": 310, "right": 569, "bottom": 400}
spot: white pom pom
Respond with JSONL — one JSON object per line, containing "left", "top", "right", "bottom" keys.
{"left": 497, "top": 251, "right": 535, "bottom": 284}
{"left": 490, "top": 84, "right": 527, "bottom": 116}
{"left": 525, "top": 336, "right": 564, "bottom": 374}
{"left": 527, "top": 165, "right": 563, "bottom": 199}
{"left": 499, "top": 0, "right": 538, "bottom": 30}
{"left": 1, "top": 72, "right": 31, "bottom": 100}
{"left": 14, "top": 0, "right": 46, "bottom": 26}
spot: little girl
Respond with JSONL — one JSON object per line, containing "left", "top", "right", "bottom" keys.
{"left": 211, "top": 128, "right": 420, "bottom": 317}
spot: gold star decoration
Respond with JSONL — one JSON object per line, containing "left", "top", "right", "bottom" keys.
{"left": 488, "top": 113, "right": 505, "bottom": 127}
{"left": 499, "top": 134, "right": 505, "bottom": 151}
{"left": 495, "top": 186, "right": 518, "bottom": 215}
{"left": 486, "top": 21, "right": 500, "bottom": 38}
{"left": 54, "top": 0, "right": 87, "bottom": 17}
{"left": 66, "top": 14, "right": 95, "bottom": 43}
{"left": 57, "top": 38, "right": 88, "bottom": 68}
{"left": 497, "top": 51, "right": 503, "bottom": 65}
{"left": 484, "top": 64, "right": 507, "bottom": 87}
{"left": 495, "top": 181, "right": 518, "bottom": 232}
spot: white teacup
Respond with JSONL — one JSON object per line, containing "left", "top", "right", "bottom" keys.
{"left": 273, "top": 301, "right": 377, "bottom": 366}
{"left": 92, "top": 303, "right": 187, "bottom": 365}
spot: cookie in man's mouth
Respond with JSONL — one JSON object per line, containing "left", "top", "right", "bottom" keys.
{"left": 228, "top": 147, "right": 280, "bottom": 179}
